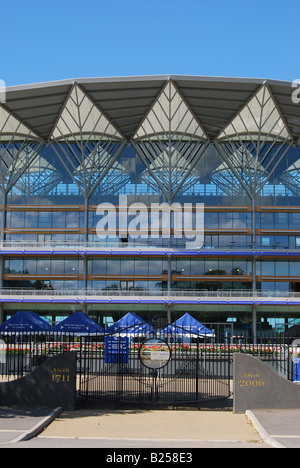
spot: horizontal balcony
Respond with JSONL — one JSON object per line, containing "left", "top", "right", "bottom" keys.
{"left": 0, "top": 241, "right": 299, "bottom": 257}
{"left": 0, "top": 288, "right": 299, "bottom": 305}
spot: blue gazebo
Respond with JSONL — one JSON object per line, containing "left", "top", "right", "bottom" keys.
{"left": 52, "top": 311, "right": 104, "bottom": 335}
{"left": 105, "top": 312, "right": 153, "bottom": 336}
{"left": 162, "top": 313, "right": 214, "bottom": 338}
{"left": 0, "top": 311, "right": 51, "bottom": 334}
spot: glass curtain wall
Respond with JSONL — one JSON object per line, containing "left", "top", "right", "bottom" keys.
{"left": 1, "top": 80, "right": 300, "bottom": 301}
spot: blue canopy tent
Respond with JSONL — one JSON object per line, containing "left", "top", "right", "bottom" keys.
{"left": 52, "top": 311, "right": 104, "bottom": 335}
{"left": 0, "top": 311, "right": 51, "bottom": 334}
{"left": 162, "top": 313, "right": 214, "bottom": 338}
{"left": 105, "top": 312, "right": 153, "bottom": 336}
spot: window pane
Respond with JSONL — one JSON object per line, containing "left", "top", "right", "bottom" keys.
{"left": 24, "top": 212, "right": 38, "bottom": 228}
{"left": 219, "top": 212, "right": 232, "bottom": 228}
{"left": 37, "top": 258, "right": 51, "bottom": 274}
{"left": 107, "top": 259, "right": 120, "bottom": 275}
{"left": 90, "top": 259, "right": 106, "bottom": 275}
{"left": 260, "top": 213, "right": 275, "bottom": 229}
{"left": 275, "top": 261, "right": 289, "bottom": 276}
{"left": 261, "top": 261, "right": 274, "bottom": 275}
{"left": 52, "top": 212, "right": 66, "bottom": 228}
{"left": 23, "top": 259, "right": 37, "bottom": 274}
{"left": 10, "top": 212, "right": 24, "bottom": 228}
{"left": 120, "top": 259, "right": 134, "bottom": 275}
{"left": 190, "top": 260, "right": 205, "bottom": 275}
{"left": 290, "top": 213, "right": 300, "bottom": 229}
{"left": 6, "top": 259, "right": 23, "bottom": 273}
{"left": 205, "top": 212, "right": 218, "bottom": 229}
{"left": 65, "top": 259, "right": 79, "bottom": 274}
{"left": 51, "top": 259, "right": 64, "bottom": 275}
{"left": 290, "top": 261, "right": 300, "bottom": 276}
{"left": 148, "top": 259, "right": 162, "bottom": 275}
{"left": 66, "top": 212, "right": 79, "bottom": 228}
{"left": 136, "top": 259, "right": 149, "bottom": 275}
{"left": 175, "top": 259, "right": 190, "bottom": 275}
{"left": 39, "top": 212, "right": 51, "bottom": 228}
{"left": 275, "top": 212, "right": 288, "bottom": 228}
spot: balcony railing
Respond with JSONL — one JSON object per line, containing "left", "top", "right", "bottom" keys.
{"left": 0, "top": 240, "right": 298, "bottom": 253}
{"left": 0, "top": 288, "right": 299, "bottom": 298}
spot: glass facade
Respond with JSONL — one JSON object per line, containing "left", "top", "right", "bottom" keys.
{"left": 0, "top": 77, "right": 300, "bottom": 337}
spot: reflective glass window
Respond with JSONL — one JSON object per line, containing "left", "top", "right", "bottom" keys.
{"left": 65, "top": 259, "right": 81, "bottom": 274}
{"left": 204, "top": 260, "right": 218, "bottom": 274}
{"left": 106, "top": 280, "right": 119, "bottom": 289}
{"left": 23, "top": 259, "right": 37, "bottom": 274}
{"left": 219, "top": 212, "right": 232, "bottom": 228}
{"left": 174, "top": 259, "right": 190, "bottom": 275}
{"left": 89, "top": 259, "right": 106, "bottom": 275}
{"left": 148, "top": 259, "right": 163, "bottom": 275}
{"left": 52, "top": 212, "right": 66, "bottom": 228}
{"left": 275, "top": 212, "right": 288, "bottom": 229}
{"left": 260, "top": 213, "right": 275, "bottom": 229}
{"left": 275, "top": 261, "right": 289, "bottom": 276}
{"left": 219, "top": 236, "right": 235, "bottom": 247}
{"left": 51, "top": 259, "right": 65, "bottom": 275}
{"left": 232, "top": 260, "right": 248, "bottom": 275}
{"left": 275, "top": 282, "right": 289, "bottom": 291}
{"left": 290, "top": 213, "right": 300, "bottom": 229}
{"left": 66, "top": 212, "right": 80, "bottom": 228}
{"left": 232, "top": 212, "right": 248, "bottom": 229}
{"left": 290, "top": 261, "right": 300, "bottom": 276}
{"left": 135, "top": 259, "right": 149, "bottom": 275}
{"left": 5, "top": 259, "right": 23, "bottom": 273}
{"left": 9, "top": 211, "right": 24, "bottom": 228}
{"left": 24, "top": 212, "right": 38, "bottom": 228}
{"left": 107, "top": 259, "right": 120, "bottom": 275}
{"left": 87, "top": 280, "right": 106, "bottom": 290}
{"left": 273, "top": 236, "right": 288, "bottom": 248}
{"left": 39, "top": 212, "right": 51, "bottom": 228}
{"left": 120, "top": 259, "right": 135, "bottom": 275}
{"left": 37, "top": 258, "right": 51, "bottom": 274}
{"left": 190, "top": 260, "right": 205, "bottom": 275}
{"left": 218, "top": 260, "right": 232, "bottom": 275}
{"left": 261, "top": 261, "right": 274, "bottom": 276}
{"left": 260, "top": 282, "right": 275, "bottom": 291}
{"left": 261, "top": 237, "right": 272, "bottom": 247}
{"left": 205, "top": 212, "right": 218, "bottom": 229}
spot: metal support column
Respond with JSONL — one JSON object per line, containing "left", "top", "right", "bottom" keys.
{"left": 0, "top": 192, "right": 6, "bottom": 294}
{"left": 252, "top": 196, "right": 257, "bottom": 343}
{"left": 167, "top": 255, "right": 172, "bottom": 323}
{"left": 84, "top": 196, "right": 88, "bottom": 243}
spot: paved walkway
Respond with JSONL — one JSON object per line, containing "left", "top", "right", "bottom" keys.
{"left": 247, "top": 409, "right": 300, "bottom": 449}
{"left": 0, "top": 407, "right": 61, "bottom": 444}
{"left": 39, "top": 408, "right": 266, "bottom": 445}
{"left": 1, "top": 406, "right": 300, "bottom": 448}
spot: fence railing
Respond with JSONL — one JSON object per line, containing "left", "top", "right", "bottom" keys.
{"left": 0, "top": 331, "right": 299, "bottom": 384}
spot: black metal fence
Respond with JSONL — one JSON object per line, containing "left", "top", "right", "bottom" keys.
{"left": 76, "top": 328, "right": 232, "bottom": 409}
{"left": 0, "top": 332, "right": 72, "bottom": 381}
{"left": 0, "top": 329, "right": 299, "bottom": 409}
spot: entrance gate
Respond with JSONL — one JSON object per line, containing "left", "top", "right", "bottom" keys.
{"left": 77, "top": 324, "right": 232, "bottom": 409}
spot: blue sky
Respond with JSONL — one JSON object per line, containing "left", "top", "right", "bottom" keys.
{"left": 1, "top": 0, "right": 298, "bottom": 87}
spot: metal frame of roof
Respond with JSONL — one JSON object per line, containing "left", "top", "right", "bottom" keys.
{"left": 2, "top": 75, "right": 300, "bottom": 143}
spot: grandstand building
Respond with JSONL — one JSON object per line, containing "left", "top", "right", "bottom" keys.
{"left": 0, "top": 75, "right": 300, "bottom": 338}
